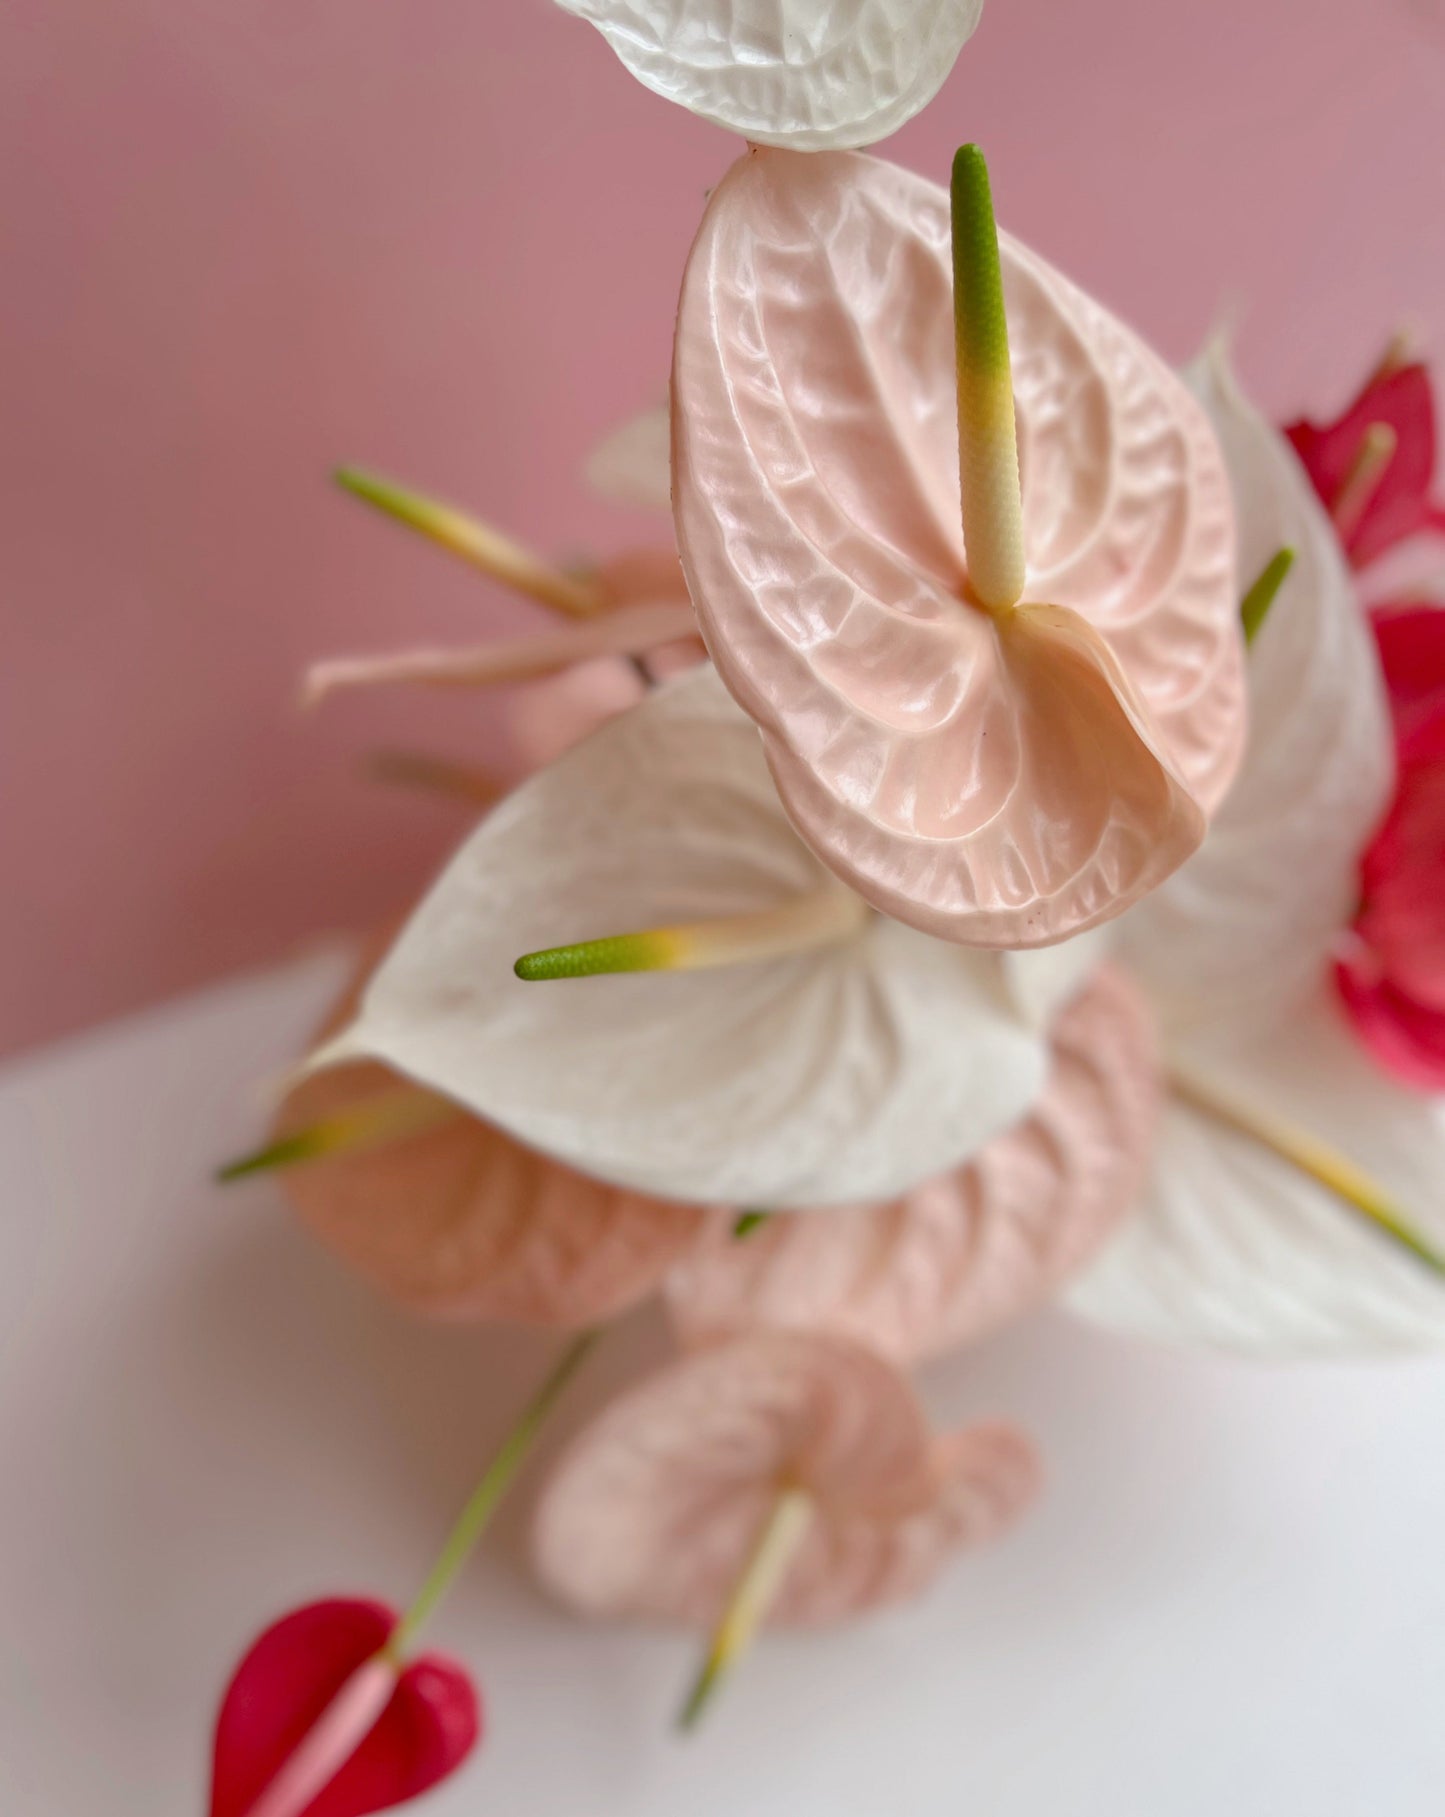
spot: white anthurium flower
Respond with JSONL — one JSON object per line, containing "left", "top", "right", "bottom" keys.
{"left": 309, "top": 663, "right": 1050, "bottom": 1209}
{"left": 1070, "top": 989, "right": 1445, "bottom": 1353}
{"left": 1072, "top": 351, "right": 1445, "bottom": 1354}
{"left": 555, "top": 0, "right": 985, "bottom": 150}
{"left": 1119, "top": 341, "right": 1395, "bottom": 1039}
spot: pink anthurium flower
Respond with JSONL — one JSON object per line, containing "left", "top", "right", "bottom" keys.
{"left": 1285, "top": 351, "right": 1445, "bottom": 571}
{"left": 665, "top": 964, "right": 1158, "bottom": 1363}
{"left": 672, "top": 147, "right": 1244, "bottom": 948}
{"left": 532, "top": 1330, "right": 1038, "bottom": 1724}
{"left": 210, "top": 1598, "right": 478, "bottom": 1817}
{"left": 1335, "top": 604, "right": 1445, "bottom": 1090}
{"left": 224, "top": 929, "right": 705, "bottom": 1325}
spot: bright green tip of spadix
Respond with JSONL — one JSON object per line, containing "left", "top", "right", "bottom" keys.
{"left": 217, "top": 1131, "right": 326, "bottom": 1182}
{"left": 1240, "top": 546, "right": 1295, "bottom": 645}
{"left": 514, "top": 931, "right": 677, "bottom": 981}
{"left": 950, "top": 145, "right": 1026, "bottom": 613}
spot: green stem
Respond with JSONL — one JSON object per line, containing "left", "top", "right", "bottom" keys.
{"left": 388, "top": 1329, "right": 601, "bottom": 1658}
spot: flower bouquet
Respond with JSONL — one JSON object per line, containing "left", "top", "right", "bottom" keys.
{"left": 207, "top": 4, "right": 1445, "bottom": 1811}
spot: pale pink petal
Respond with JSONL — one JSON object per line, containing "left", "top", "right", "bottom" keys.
{"left": 531, "top": 1332, "right": 1038, "bottom": 1628}
{"left": 666, "top": 965, "right": 1159, "bottom": 1362}
{"left": 279, "top": 943, "right": 703, "bottom": 1326}
{"left": 500, "top": 659, "right": 648, "bottom": 774}
{"left": 673, "top": 148, "right": 1243, "bottom": 947}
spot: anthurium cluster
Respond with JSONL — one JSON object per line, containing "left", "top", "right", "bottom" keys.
{"left": 207, "top": 8, "right": 1445, "bottom": 1812}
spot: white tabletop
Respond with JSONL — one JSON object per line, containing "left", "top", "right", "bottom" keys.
{"left": 3, "top": 949, "right": 1443, "bottom": 1815}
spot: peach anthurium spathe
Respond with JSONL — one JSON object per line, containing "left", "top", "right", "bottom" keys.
{"left": 531, "top": 1331, "right": 1038, "bottom": 1629}
{"left": 665, "top": 964, "right": 1159, "bottom": 1363}
{"left": 672, "top": 149, "right": 1245, "bottom": 949}
{"left": 274, "top": 936, "right": 704, "bottom": 1326}
{"left": 554, "top": 0, "right": 985, "bottom": 151}
{"left": 307, "top": 663, "right": 1050, "bottom": 1210}
{"left": 1072, "top": 355, "right": 1445, "bottom": 1354}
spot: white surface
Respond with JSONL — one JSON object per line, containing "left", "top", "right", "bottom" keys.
{"left": 3, "top": 949, "right": 1445, "bottom": 1814}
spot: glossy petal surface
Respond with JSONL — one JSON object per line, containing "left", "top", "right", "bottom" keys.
{"left": 532, "top": 1332, "right": 1038, "bottom": 1627}
{"left": 556, "top": 0, "right": 985, "bottom": 150}
{"left": 315, "top": 665, "right": 1048, "bottom": 1208}
{"left": 667, "top": 965, "right": 1158, "bottom": 1361}
{"left": 210, "top": 1599, "right": 478, "bottom": 1817}
{"left": 1070, "top": 986, "right": 1445, "bottom": 1353}
{"left": 1121, "top": 344, "right": 1394, "bottom": 1034}
{"left": 673, "top": 150, "right": 1243, "bottom": 947}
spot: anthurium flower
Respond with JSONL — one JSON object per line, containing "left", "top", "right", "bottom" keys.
{"left": 531, "top": 1331, "right": 1038, "bottom": 1631}
{"left": 665, "top": 964, "right": 1158, "bottom": 1362}
{"left": 1072, "top": 357, "right": 1445, "bottom": 1354}
{"left": 554, "top": 0, "right": 985, "bottom": 150}
{"left": 672, "top": 148, "right": 1245, "bottom": 948}
{"left": 265, "top": 935, "right": 703, "bottom": 1324}
{"left": 210, "top": 1598, "right": 478, "bottom": 1817}
{"left": 1335, "top": 604, "right": 1445, "bottom": 1090}
{"left": 308, "top": 663, "right": 1050, "bottom": 1209}
{"left": 1285, "top": 348, "right": 1445, "bottom": 570}
{"left": 1120, "top": 341, "right": 1395, "bottom": 1036}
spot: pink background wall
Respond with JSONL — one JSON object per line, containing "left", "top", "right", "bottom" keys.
{"left": 4, "top": 0, "right": 1443, "bottom": 1058}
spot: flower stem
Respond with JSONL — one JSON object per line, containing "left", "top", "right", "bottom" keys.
{"left": 1169, "top": 1070, "right": 1445, "bottom": 1275}
{"left": 675, "top": 1487, "right": 812, "bottom": 1733}
{"left": 388, "top": 1329, "right": 602, "bottom": 1657}
{"left": 950, "top": 145, "right": 1026, "bottom": 614}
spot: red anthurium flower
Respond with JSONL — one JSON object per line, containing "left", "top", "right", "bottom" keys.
{"left": 1336, "top": 605, "right": 1445, "bottom": 1090}
{"left": 1285, "top": 357, "right": 1445, "bottom": 570}
{"left": 210, "top": 1598, "right": 480, "bottom": 1817}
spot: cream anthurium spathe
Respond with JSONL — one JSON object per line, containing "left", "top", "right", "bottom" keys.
{"left": 1071, "top": 353, "right": 1445, "bottom": 1354}
{"left": 308, "top": 663, "right": 1050, "bottom": 1210}
{"left": 554, "top": 0, "right": 985, "bottom": 151}
{"left": 1119, "top": 340, "right": 1395, "bottom": 1040}
{"left": 672, "top": 148, "right": 1246, "bottom": 950}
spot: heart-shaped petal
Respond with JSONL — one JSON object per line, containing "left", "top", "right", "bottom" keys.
{"left": 1069, "top": 984, "right": 1445, "bottom": 1354}
{"left": 672, "top": 149, "right": 1243, "bottom": 947}
{"left": 1285, "top": 358, "right": 1445, "bottom": 570}
{"left": 312, "top": 664, "right": 1049, "bottom": 1208}
{"left": 531, "top": 1332, "right": 1038, "bottom": 1627}
{"left": 666, "top": 964, "right": 1158, "bottom": 1361}
{"left": 555, "top": 0, "right": 985, "bottom": 151}
{"left": 210, "top": 1598, "right": 479, "bottom": 1817}
{"left": 274, "top": 933, "right": 703, "bottom": 1325}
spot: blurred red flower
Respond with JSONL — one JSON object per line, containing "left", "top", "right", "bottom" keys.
{"left": 1336, "top": 605, "right": 1445, "bottom": 1089}
{"left": 1286, "top": 359, "right": 1445, "bottom": 569}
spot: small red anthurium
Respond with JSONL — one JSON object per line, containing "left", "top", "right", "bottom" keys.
{"left": 1335, "top": 604, "right": 1445, "bottom": 1090}
{"left": 210, "top": 1598, "right": 480, "bottom": 1817}
{"left": 1285, "top": 348, "right": 1445, "bottom": 569}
